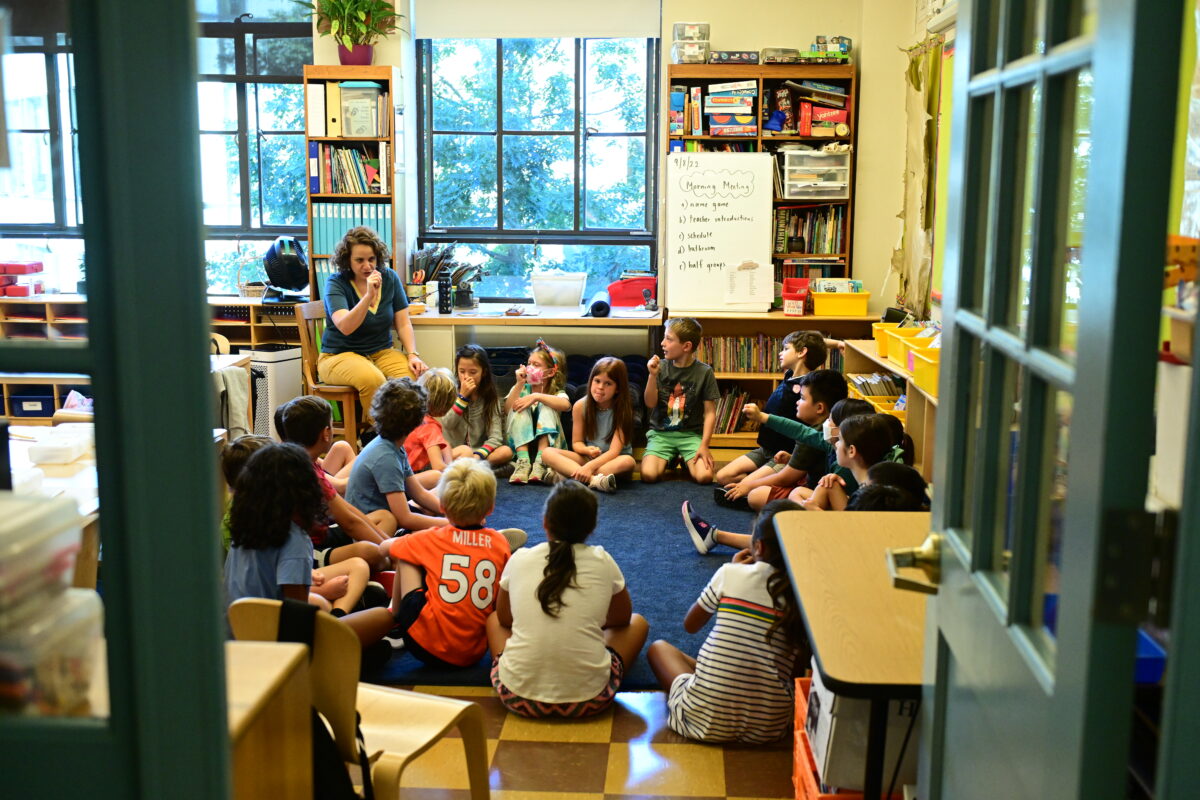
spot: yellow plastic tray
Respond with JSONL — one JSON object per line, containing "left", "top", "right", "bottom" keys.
{"left": 910, "top": 348, "right": 941, "bottom": 398}
{"left": 811, "top": 291, "right": 870, "bottom": 316}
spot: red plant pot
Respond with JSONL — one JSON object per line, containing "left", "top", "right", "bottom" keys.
{"left": 338, "top": 44, "right": 374, "bottom": 65}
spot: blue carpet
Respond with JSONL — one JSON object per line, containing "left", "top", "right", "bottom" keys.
{"left": 365, "top": 475, "right": 759, "bottom": 690}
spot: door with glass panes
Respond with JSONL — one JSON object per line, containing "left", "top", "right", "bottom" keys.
{"left": 920, "top": 1, "right": 1183, "bottom": 797}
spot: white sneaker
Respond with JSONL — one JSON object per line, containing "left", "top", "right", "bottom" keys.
{"left": 509, "top": 460, "right": 532, "bottom": 485}
{"left": 589, "top": 473, "right": 617, "bottom": 493}
{"left": 498, "top": 527, "right": 528, "bottom": 549}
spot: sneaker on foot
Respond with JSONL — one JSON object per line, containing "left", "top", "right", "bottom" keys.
{"left": 682, "top": 500, "right": 717, "bottom": 554}
{"left": 498, "top": 527, "right": 528, "bottom": 549}
{"left": 713, "top": 484, "right": 751, "bottom": 511}
{"left": 588, "top": 474, "right": 612, "bottom": 493}
{"left": 528, "top": 461, "right": 547, "bottom": 484}
{"left": 383, "top": 624, "right": 407, "bottom": 652}
{"left": 358, "top": 581, "right": 390, "bottom": 610}
{"left": 509, "top": 460, "right": 531, "bottom": 484}
{"left": 493, "top": 462, "right": 515, "bottom": 479}
{"left": 542, "top": 467, "right": 562, "bottom": 485}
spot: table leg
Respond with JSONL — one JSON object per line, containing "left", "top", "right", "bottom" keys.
{"left": 72, "top": 516, "right": 100, "bottom": 589}
{"left": 863, "top": 696, "right": 889, "bottom": 800}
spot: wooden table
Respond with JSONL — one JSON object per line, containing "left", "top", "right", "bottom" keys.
{"left": 90, "top": 640, "right": 312, "bottom": 799}
{"left": 776, "top": 510, "right": 930, "bottom": 800}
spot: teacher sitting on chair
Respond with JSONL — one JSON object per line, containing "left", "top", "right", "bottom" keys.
{"left": 318, "top": 226, "right": 428, "bottom": 421}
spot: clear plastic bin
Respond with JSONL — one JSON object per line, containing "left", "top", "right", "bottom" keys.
{"left": 0, "top": 588, "right": 103, "bottom": 714}
{"left": 0, "top": 494, "right": 84, "bottom": 612}
{"left": 672, "top": 22, "right": 710, "bottom": 41}
{"left": 671, "top": 40, "right": 711, "bottom": 64}
{"left": 340, "top": 80, "right": 385, "bottom": 137}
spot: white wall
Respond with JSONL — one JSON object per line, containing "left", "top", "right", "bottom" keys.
{"left": 658, "top": 0, "right": 923, "bottom": 315}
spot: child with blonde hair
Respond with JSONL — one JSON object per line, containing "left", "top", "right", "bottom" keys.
{"left": 388, "top": 458, "right": 525, "bottom": 667}
{"left": 539, "top": 357, "right": 636, "bottom": 493}
{"left": 505, "top": 339, "right": 571, "bottom": 485}
{"left": 404, "top": 367, "right": 457, "bottom": 489}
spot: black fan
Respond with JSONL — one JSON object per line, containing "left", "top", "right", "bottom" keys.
{"left": 262, "top": 236, "right": 310, "bottom": 303}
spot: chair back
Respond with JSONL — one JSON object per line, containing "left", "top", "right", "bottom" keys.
{"left": 228, "top": 598, "right": 362, "bottom": 764}
{"left": 294, "top": 300, "right": 328, "bottom": 393}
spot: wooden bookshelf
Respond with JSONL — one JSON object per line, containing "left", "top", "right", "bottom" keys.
{"left": 666, "top": 63, "right": 858, "bottom": 280}
{"left": 303, "top": 64, "right": 402, "bottom": 298}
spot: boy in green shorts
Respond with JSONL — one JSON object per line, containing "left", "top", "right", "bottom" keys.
{"left": 641, "top": 317, "right": 720, "bottom": 484}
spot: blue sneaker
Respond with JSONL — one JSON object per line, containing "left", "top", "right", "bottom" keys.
{"left": 682, "top": 500, "right": 717, "bottom": 554}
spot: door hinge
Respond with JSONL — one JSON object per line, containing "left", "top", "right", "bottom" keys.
{"left": 1096, "top": 508, "right": 1178, "bottom": 625}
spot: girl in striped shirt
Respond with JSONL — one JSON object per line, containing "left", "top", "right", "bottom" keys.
{"left": 648, "top": 500, "right": 809, "bottom": 743}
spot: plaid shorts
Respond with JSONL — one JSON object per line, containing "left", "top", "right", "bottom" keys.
{"left": 491, "top": 648, "right": 624, "bottom": 718}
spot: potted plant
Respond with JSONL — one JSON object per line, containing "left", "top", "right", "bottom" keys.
{"left": 295, "top": 0, "right": 401, "bottom": 66}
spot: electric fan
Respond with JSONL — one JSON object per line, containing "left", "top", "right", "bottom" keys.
{"left": 262, "top": 236, "right": 310, "bottom": 303}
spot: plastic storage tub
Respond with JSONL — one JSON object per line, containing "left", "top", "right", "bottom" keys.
{"left": 672, "top": 21, "right": 710, "bottom": 41}
{"left": 0, "top": 588, "right": 103, "bottom": 714}
{"left": 782, "top": 278, "right": 810, "bottom": 316}
{"left": 0, "top": 495, "right": 84, "bottom": 610}
{"left": 339, "top": 80, "right": 385, "bottom": 137}
{"left": 8, "top": 389, "right": 54, "bottom": 418}
{"left": 872, "top": 322, "right": 901, "bottom": 357}
{"left": 811, "top": 291, "right": 869, "bottom": 316}
{"left": 781, "top": 151, "right": 852, "bottom": 200}
{"left": 909, "top": 348, "right": 941, "bottom": 398}
{"left": 883, "top": 328, "right": 930, "bottom": 369}
{"left": 530, "top": 271, "right": 587, "bottom": 309}
{"left": 671, "top": 40, "right": 711, "bottom": 64}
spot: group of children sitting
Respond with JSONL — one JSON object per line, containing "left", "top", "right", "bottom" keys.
{"left": 219, "top": 316, "right": 928, "bottom": 744}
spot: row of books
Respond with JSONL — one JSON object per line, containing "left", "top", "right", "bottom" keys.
{"left": 308, "top": 142, "right": 388, "bottom": 195}
{"left": 714, "top": 387, "right": 761, "bottom": 435}
{"left": 306, "top": 80, "right": 391, "bottom": 138}
{"left": 669, "top": 140, "right": 757, "bottom": 153}
{"left": 698, "top": 334, "right": 785, "bottom": 373}
{"left": 774, "top": 204, "right": 847, "bottom": 254}
{"left": 776, "top": 257, "right": 846, "bottom": 281}
{"left": 848, "top": 372, "right": 906, "bottom": 397}
{"left": 310, "top": 201, "right": 393, "bottom": 257}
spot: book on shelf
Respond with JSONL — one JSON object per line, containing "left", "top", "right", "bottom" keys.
{"left": 689, "top": 86, "right": 703, "bottom": 135}
{"left": 306, "top": 83, "right": 326, "bottom": 137}
{"left": 774, "top": 204, "right": 846, "bottom": 255}
{"left": 325, "top": 81, "right": 342, "bottom": 136}
{"left": 783, "top": 79, "right": 847, "bottom": 109}
{"left": 310, "top": 201, "right": 394, "bottom": 257}
{"left": 849, "top": 372, "right": 904, "bottom": 396}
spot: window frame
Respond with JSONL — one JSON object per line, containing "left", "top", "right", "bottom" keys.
{"left": 415, "top": 36, "right": 660, "bottom": 301}
{"left": 196, "top": 19, "right": 310, "bottom": 261}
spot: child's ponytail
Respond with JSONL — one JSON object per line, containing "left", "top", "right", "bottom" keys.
{"left": 751, "top": 500, "right": 807, "bottom": 652}
{"left": 876, "top": 413, "right": 915, "bottom": 466}
{"left": 536, "top": 480, "right": 597, "bottom": 617}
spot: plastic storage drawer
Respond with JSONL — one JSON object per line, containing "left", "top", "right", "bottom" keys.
{"left": 781, "top": 151, "right": 851, "bottom": 200}
{"left": 0, "top": 494, "right": 84, "bottom": 611}
{"left": 0, "top": 588, "right": 102, "bottom": 714}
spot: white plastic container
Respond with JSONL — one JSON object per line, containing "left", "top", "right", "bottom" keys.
{"left": 781, "top": 150, "right": 852, "bottom": 200}
{"left": 672, "top": 22, "right": 711, "bottom": 41}
{"left": 0, "top": 588, "right": 103, "bottom": 714}
{"left": 530, "top": 271, "right": 587, "bottom": 309}
{"left": 671, "top": 40, "right": 711, "bottom": 64}
{"left": 0, "top": 494, "right": 84, "bottom": 611}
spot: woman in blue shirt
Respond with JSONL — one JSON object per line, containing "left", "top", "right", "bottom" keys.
{"left": 318, "top": 226, "right": 428, "bottom": 420}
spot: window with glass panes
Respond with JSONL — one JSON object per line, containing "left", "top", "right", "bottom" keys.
{"left": 196, "top": 18, "right": 310, "bottom": 294}
{"left": 418, "top": 38, "right": 658, "bottom": 300}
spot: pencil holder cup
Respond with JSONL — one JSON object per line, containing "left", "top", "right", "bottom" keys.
{"left": 404, "top": 283, "right": 427, "bottom": 303}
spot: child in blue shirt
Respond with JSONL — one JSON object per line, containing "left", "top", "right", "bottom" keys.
{"left": 346, "top": 377, "right": 449, "bottom": 535}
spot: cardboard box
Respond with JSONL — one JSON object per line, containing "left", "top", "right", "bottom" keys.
{"left": 804, "top": 659, "right": 920, "bottom": 791}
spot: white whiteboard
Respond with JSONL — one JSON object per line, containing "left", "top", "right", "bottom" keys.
{"left": 664, "top": 152, "right": 774, "bottom": 313}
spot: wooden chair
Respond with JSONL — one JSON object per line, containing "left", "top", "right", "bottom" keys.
{"left": 228, "top": 598, "right": 491, "bottom": 800}
{"left": 294, "top": 300, "right": 364, "bottom": 445}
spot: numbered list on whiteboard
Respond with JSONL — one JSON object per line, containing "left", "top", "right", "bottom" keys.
{"left": 665, "top": 152, "right": 773, "bottom": 312}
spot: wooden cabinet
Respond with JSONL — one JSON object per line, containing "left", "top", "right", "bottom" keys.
{"left": 302, "top": 65, "right": 402, "bottom": 297}
{"left": 666, "top": 64, "right": 858, "bottom": 281}
{"left": 0, "top": 296, "right": 298, "bottom": 424}
{"left": 842, "top": 338, "right": 937, "bottom": 482}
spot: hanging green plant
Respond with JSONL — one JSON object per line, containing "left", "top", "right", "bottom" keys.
{"left": 294, "top": 0, "right": 402, "bottom": 48}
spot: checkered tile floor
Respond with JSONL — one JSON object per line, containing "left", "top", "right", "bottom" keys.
{"left": 393, "top": 686, "right": 796, "bottom": 799}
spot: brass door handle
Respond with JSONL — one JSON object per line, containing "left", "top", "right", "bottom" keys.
{"left": 886, "top": 533, "right": 942, "bottom": 595}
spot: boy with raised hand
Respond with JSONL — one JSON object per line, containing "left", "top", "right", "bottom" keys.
{"left": 276, "top": 396, "right": 395, "bottom": 571}
{"left": 714, "top": 330, "right": 832, "bottom": 487}
{"left": 346, "top": 377, "right": 449, "bottom": 536}
{"left": 719, "top": 369, "right": 849, "bottom": 511}
{"left": 642, "top": 317, "right": 720, "bottom": 484}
